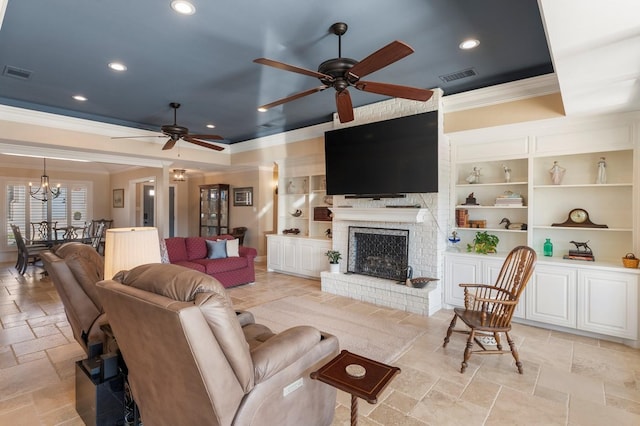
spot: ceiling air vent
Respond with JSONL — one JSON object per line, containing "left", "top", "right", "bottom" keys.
{"left": 3, "top": 65, "right": 33, "bottom": 80}
{"left": 439, "top": 68, "right": 477, "bottom": 83}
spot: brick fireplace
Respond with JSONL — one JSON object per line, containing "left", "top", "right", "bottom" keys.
{"left": 320, "top": 202, "right": 444, "bottom": 315}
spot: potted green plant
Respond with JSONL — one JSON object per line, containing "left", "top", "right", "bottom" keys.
{"left": 467, "top": 231, "right": 499, "bottom": 254}
{"left": 325, "top": 250, "right": 342, "bottom": 273}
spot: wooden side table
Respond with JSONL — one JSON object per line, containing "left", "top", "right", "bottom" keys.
{"left": 311, "top": 350, "right": 401, "bottom": 426}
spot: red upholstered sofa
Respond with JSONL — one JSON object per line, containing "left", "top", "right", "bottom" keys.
{"left": 164, "top": 235, "right": 257, "bottom": 288}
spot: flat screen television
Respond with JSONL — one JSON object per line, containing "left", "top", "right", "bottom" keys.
{"left": 324, "top": 111, "right": 438, "bottom": 196}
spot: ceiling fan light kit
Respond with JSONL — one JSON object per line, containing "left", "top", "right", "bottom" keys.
{"left": 254, "top": 22, "right": 433, "bottom": 123}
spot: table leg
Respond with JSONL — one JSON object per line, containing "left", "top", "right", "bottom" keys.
{"left": 350, "top": 394, "right": 358, "bottom": 426}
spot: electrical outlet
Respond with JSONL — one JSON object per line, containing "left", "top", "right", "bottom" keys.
{"left": 282, "top": 377, "right": 304, "bottom": 397}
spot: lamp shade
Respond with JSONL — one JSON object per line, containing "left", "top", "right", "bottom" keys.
{"left": 104, "top": 227, "right": 162, "bottom": 279}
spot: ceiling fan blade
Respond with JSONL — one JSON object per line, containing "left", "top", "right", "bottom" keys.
{"left": 355, "top": 81, "right": 433, "bottom": 102}
{"left": 254, "top": 58, "right": 333, "bottom": 81}
{"left": 188, "top": 134, "right": 225, "bottom": 140}
{"left": 258, "top": 86, "right": 328, "bottom": 111}
{"left": 335, "top": 90, "right": 354, "bottom": 123}
{"left": 183, "top": 136, "right": 225, "bottom": 151}
{"left": 162, "top": 138, "right": 178, "bottom": 150}
{"left": 348, "top": 40, "right": 414, "bottom": 80}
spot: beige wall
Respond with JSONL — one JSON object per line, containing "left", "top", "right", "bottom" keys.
{"left": 109, "top": 167, "right": 158, "bottom": 229}
{"left": 188, "top": 168, "right": 272, "bottom": 256}
{"left": 444, "top": 93, "right": 565, "bottom": 133}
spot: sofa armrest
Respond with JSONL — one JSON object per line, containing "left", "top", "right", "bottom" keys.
{"left": 251, "top": 326, "right": 321, "bottom": 383}
{"left": 239, "top": 246, "right": 257, "bottom": 259}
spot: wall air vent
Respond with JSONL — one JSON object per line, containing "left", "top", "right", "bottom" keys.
{"left": 439, "top": 68, "right": 477, "bottom": 83}
{"left": 3, "top": 65, "right": 33, "bottom": 80}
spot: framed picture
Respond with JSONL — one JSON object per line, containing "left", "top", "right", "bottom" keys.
{"left": 113, "top": 188, "right": 125, "bottom": 208}
{"left": 233, "top": 187, "right": 253, "bottom": 206}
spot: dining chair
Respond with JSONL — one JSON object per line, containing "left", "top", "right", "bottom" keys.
{"left": 90, "top": 219, "right": 113, "bottom": 254}
{"left": 90, "top": 222, "right": 105, "bottom": 252}
{"left": 30, "top": 220, "right": 57, "bottom": 242}
{"left": 54, "top": 224, "right": 90, "bottom": 244}
{"left": 443, "top": 246, "right": 537, "bottom": 374}
{"left": 10, "top": 224, "right": 49, "bottom": 275}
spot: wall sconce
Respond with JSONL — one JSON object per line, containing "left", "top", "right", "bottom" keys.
{"left": 172, "top": 169, "right": 186, "bottom": 182}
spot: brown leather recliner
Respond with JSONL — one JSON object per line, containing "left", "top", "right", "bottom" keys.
{"left": 41, "top": 242, "right": 116, "bottom": 355}
{"left": 97, "top": 263, "right": 339, "bottom": 426}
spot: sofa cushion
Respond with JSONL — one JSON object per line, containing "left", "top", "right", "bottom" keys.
{"left": 206, "top": 239, "right": 227, "bottom": 259}
{"left": 172, "top": 260, "right": 206, "bottom": 274}
{"left": 185, "top": 237, "right": 207, "bottom": 260}
{"left": 165, "top": 237, "right": 188, "bottom": 262}
{"left": 192, "top": 256, "right": 248, "bottom": 275}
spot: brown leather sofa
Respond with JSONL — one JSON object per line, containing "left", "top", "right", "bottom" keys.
{"left": 41, "top": 243, "right": 115, "bottom": 355}
{"left": 97, "top": 263, "right": 339, "bottom": 426}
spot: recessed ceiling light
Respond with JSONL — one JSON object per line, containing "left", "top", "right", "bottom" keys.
{"left": 171, "top": 0, "right": 196, "bottom": 15}
{"left": 206, "top": 124, "right": 215, "bottom": 129}
{"left": 108, "top": 62, "right": 127, "bottom": 72}
{"left": 73, "top": 95, "right": 87, "bottom": 101}
{"left": 459, "top": 39, "right": 480, "bottom": 50}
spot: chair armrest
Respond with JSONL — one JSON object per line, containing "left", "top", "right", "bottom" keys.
{"left": 239, "top": 246, "right": 257, "bottom": 259}
{"left": 473, "top": 296, "right": 518, "bottom": 305}
{"left": 251, "top": 325, "right": 321, "bottom": 383}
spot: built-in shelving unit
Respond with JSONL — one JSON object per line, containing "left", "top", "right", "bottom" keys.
{"left": 446, "top": 114, "right": 640, "bottom": 345}
{"left": 278, "top": 174, "right": 332, "bottom": 238}
{"left": 269, "top": 160, "right": 332, "bottom": 278}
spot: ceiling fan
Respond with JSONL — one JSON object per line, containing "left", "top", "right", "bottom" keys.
{"left": 113, "top": 102, "right": 226, "bottom": 151}
{"left": 254, "top": 22, "right": 433, "bottom": 123}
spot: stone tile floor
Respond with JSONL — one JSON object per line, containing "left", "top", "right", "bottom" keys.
{"left": 1, "top": 262, "right": 639, "bottom": 425}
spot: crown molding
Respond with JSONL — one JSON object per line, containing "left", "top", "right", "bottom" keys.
{"left": 441, "top": 74, "right": 560, "bottom": 113}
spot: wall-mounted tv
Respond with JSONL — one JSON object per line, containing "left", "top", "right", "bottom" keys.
{"left": 324, "top": 111, "right": 438, "bottom": 196}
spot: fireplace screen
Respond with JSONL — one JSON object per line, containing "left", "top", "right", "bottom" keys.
{"left": 347, "top": 227, "right": 409, "bottom": 281}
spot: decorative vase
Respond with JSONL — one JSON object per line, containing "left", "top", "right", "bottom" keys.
{"left": 329, "top": 263, "right": 340, "bottom": 273}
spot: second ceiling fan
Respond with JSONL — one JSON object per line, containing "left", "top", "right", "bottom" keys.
{"left": 254, "top": 22, "right": 433, "bottom": 123}
{"left": 159, "top": 102, "right": 225, "bottom": 151}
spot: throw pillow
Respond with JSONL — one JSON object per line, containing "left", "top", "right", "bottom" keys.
{"left": 206, "top": 239, "right": 227, "bottom": 259}
{"left": 225, "top": 238, "right": 239, "bottom": 257}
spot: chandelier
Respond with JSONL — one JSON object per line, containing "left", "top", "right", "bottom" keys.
{"left": 29, "top": 158, "right": 61, "bottom": 202}
{"left": 172, "top": 169, "right": 186, "bottom": 182}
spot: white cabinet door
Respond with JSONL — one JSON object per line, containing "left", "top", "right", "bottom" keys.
{"left": 266, "top": 235, "right": 283, "bottom": 271}
{"left": 482, "top": 258, "right": 526, "bottom": 319}
{"left": 282, "top": 239, "right": 297, "bottom": 272}
{"left": 297, "top": 239, "right": 330, "bottom": 278}
{"left": 577, "top": 270, "right": 638, "bottom": 339}
{"left": 444, "top": 254, "right": 483, "bottom": 307}
{"left": 526, "top": 265, "right": 577, "bottom": 328}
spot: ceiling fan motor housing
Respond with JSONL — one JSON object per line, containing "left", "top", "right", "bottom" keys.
{"left": 161, "top": 124, "right": 189, "bottom": 137}
{"left": 318, "top": 57, "right": 358, "bottom": 90}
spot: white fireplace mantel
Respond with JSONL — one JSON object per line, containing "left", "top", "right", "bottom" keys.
{"left": 329, "top": 207, "right": 428, "bottom": 223}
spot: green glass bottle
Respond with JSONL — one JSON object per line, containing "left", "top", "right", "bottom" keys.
{"left": 543, "top": 238, "right": 553, "bottom": 257}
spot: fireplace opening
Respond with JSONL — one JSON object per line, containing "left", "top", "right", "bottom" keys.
{"left": 347, "top": 227, "right": 409, "bottom": 281}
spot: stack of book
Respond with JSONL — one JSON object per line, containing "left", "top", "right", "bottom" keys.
{"left": 455, "top": 209, "right": 469, "bottom": 227}
{"left": 494, "top": 195, "right": 524, "bottom": 207}
{"left": 563, "top": 250, "right": 595, "bottom": 261}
